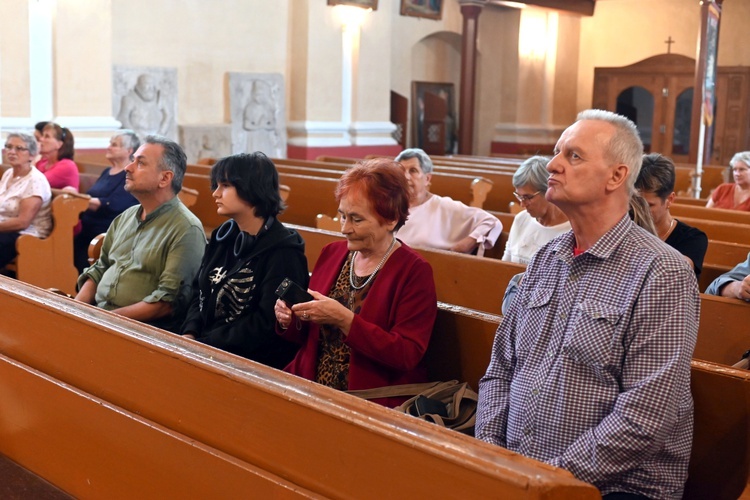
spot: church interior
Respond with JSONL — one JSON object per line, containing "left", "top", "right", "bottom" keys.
{"left": 0, "top": 0, "right": 750, "bottom": 498}
{"left": 2, "top": 0, "right": 749, "bottom": 162}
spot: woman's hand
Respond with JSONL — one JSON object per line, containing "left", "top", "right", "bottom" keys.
{"left": 274, "top": 298, "right": 294, "bottom": 329}
{"left": 292, "top": 290, "right": 355, "bottom": 335}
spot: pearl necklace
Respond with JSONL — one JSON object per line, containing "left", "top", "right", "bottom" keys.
{"left": 349, "top": 237, "right": 397, "bottom": 290}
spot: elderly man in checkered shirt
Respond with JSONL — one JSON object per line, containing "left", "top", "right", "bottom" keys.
{"left": 477, "top": 109, "right": 699, "bottom": 500}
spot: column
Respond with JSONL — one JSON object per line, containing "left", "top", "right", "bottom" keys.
{"left": 458, "top": 1, "right": 484, "bottom": 154}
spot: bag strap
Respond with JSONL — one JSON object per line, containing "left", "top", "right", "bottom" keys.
{"left": 347, "top": 380, "right": 459, "bottom": 400}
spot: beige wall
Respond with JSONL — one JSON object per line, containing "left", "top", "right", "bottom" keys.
{"left": 55, "top": 0, "right": 112, "bottom": 117}
{"left": 3, "top": 0, "right": 747, "bottom": 152}
{"left": 112, "top": 0, "right": 291, "bottom": 125}
{"left": 1, "top": 2, "right": 31, "bottom": 117}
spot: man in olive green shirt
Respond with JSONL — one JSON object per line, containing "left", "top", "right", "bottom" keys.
{"left": 75, "top": 136, "right": 205, "bottom": 332}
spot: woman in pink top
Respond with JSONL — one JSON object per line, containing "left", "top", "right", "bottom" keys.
{"left": 706, "top": 151, "right": 750, "bottom": 211}
{"left": 36, "top": 122, "right": 79, "bottom": 191}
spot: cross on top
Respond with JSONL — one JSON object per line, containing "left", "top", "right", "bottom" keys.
{"left": 665, "top": 36, "right": 675, "bottom": 53}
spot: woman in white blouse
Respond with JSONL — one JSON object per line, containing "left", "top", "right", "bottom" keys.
{"left": 0, "top": 132, "right": 52, "bottom": 268}
{"left": 502, "top": 155, "right": 570, "bottom": 264}
{"left": 395, "top": 148, "right": 502, "bottom": 255}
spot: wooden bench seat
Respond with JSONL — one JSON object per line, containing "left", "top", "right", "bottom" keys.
{"left": 0, "top": 277, "right": 599, "bottom": 498}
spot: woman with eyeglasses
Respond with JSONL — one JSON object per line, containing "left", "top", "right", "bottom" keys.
{"left": 394, "top": 148, "right": 502, "bottom": 255}
{"left": 706, "top": 151, "right": 750, "bottom": 211}
{"left": 0, "top": 133, "right": 52, "bottom": 268}
{"left": 502, "top": 155, "right": 569, "bottom": 264}
{"left": 36, "top": 122, "right": 79, "bottom": 191}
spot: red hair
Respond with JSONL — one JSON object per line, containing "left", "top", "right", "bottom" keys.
{"left": 336, "top": 158, "right": 410, "bottom": 230}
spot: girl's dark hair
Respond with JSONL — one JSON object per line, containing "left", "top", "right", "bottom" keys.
{"left": 210, "top": 152, "right": 285, "bottom": 219}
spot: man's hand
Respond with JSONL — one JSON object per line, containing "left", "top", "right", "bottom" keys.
{"left": 721, "top": 275, "right": 750, "bottom": 301}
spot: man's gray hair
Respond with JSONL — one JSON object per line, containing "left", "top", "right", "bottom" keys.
{"left": 576, "top": 109, "right": 644, "bottom": 194}
{"left": 512, "top": 155, "right": 550, "bottom": 192}
{"left": 6, "top": 132, "right": 38, "bottom": 157}
{"left": 395, "top": 148, "right": 434, "bottom": 174}
{"left": 730, "top": 151, "right": 750, "bottom": 169}
{"left": 145, "top": 135, "right": 186, "bottom": 194}
{"left": 114, "top": 130, "right": 141, "bottom": 155}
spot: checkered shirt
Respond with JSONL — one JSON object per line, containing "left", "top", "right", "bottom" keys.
{"left": 477, "top": 215, "right": 699, "bottom": 499}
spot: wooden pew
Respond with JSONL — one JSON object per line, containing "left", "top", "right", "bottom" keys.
{"left": 694, "top": 295, "right": 750, "bottom": 366}
{"left": 675, "top": 196, "right": 710, "bottom": 207}
{"left": 677, "top": 217, "right": 750, "bottom": 246}
{"left": 6, "top": 193, "right": 89, "bottom": 296}
{"left": 185, "top": 164, "right": 341, "bottom": 228}
{"left": 687, "top": 360, "right": 750, "bottom": 499}
{"left": 272, "top": 159, "right": 494, "bottom": 210}
{"left": 314, "top": 156, "right": 515, "bottom": 212}
{"left": 671, "top": 204, "right": 750, "bottom": 225}
{"left": 0, "top": 278, "right": 600, "bottom": 499}
{"left": 674, "top": 164, "right": 728, "bottom": 195}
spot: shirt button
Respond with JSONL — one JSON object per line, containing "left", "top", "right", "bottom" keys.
{"left": 559, "top": 312, "right": 567, "bottom": 320}
{"left": 524, "top": 427, "right": 532, "bottom": 436}
{"left": 531, "top": 389, "right": 539, "bottom": 396}
{"left": 548, "top": 350, "right": 555, "bottom": 357}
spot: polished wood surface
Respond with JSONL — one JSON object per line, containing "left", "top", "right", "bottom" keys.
{"left": 0, "top": 278, "right": 599, "bottom": 499}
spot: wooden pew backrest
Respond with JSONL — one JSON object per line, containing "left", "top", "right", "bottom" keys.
{"left": 687, "top": 360, "right": 750, "bottom": 499}
{"left": 13, "top": 193, "right": 89, "bottom": 295}
{"left": 0, "top": 278, "right": 599, "bottom": 499}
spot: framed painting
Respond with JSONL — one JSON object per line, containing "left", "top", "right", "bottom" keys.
{"left": 400, "top": 0, "right": 443, "bottom": 20}
{"left": 328, "top": 0, "right": 378, "bottom": 9}
{"left": 411, "top": 81, "right": 457, "bottom": 155}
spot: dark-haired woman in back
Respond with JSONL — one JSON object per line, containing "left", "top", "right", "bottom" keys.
{"left": 636, "top": 153, "right": 708, "bottom": 280}
{"left": 36, "top": 122, "right": 79, "bottom": 190}
{"left": 180, "top": 152, "right": 308, "bottom": 369}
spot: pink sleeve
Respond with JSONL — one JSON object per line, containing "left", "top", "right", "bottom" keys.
{"left": 43, "top": 159, "right": 80, "bottom": 190}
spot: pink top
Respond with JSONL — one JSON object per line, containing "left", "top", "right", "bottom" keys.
{"left": 36, "top": 157, "right": 80, "bottom": 190}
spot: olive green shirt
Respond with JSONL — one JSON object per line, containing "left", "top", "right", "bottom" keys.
{"left": 78, "top": 196, "right": 206, "bottom": 331}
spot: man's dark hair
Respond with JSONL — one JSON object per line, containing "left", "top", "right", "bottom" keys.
{"left": 145, "top": 135, "right": 187, "bottom": 194}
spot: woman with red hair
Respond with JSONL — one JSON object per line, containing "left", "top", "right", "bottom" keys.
{"left": 274, "top": 158, "right": 437, "bottom": 407}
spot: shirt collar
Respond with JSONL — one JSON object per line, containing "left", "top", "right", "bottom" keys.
{"left": 136, "top": 195, "right": 179, "bottom": 224}
{"left": 553, "top": 213, "right": 632, "bottom": 265}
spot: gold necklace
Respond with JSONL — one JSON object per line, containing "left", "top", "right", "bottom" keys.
{"left": 660, "top": 218, "right": 676, "bottom": 241}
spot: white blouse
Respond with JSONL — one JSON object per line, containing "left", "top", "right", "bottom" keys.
{"left": 397, "top": 194, "right": 502, "bottom": 254}
{"left": 0, "top": 166, "right": 52, "bottom": 238}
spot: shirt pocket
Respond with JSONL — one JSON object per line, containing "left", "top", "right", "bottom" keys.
{"left": 563, "top": 299, "right": 624, "bottom": 368}
{"left": 514, "top": 285, "right": 554, "bottom": 357}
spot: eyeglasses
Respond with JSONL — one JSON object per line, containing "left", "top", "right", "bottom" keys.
{"left": 513, "top": 191, "right": 542, "bottom": 203}
{"left": 3, "top": 145, "right": 29, "bottom": 153}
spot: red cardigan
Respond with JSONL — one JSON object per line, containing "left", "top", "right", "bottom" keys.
{"left": 280, "top": 241, "right": 437, "bottom": 406}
